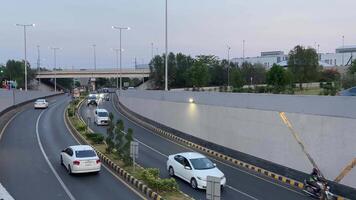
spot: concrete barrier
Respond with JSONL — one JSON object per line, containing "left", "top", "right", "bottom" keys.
{"left": 0, "top": 89, "right": 58, "bottom": 113}
{"left": 117, "top": 90, "right": 356, "bottom": 190}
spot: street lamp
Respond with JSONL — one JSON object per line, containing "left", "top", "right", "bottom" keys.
{"left": 93, "top": 44, "right": 97, "bottom": 71}
{"left": 112, "top": 26, "right": 130, "bottom": 95}
{"left": 16, "top": 23, "right": 35, "bottom": 91}
{"left": 164, "top": 0, "right": 168, "bottom": 91}
{"left": 112, "top": 48, "right": 120, "bottom": 89}
{"left": 227, "top": 45, "right": 231, "bottom": 90}
{"left": 51, "top": 47, "right": 60, "bottom": 92}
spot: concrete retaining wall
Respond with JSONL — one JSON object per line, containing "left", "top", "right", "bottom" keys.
{"left": 118, "top": 90, "right": 356, "bottom": 189}
{"left": 0, "top": 89, "right": 58, "bottom": 113}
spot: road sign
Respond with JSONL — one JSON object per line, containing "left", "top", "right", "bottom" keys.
{"left": 206, "top": 176, "right": 221, "bottom": 200}
{"left": 130, "top": 141, "right": 139, "bottom": 172}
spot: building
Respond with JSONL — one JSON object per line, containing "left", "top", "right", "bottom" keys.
{"left": 231, "top": 46, "right": 355, "bottom": 69}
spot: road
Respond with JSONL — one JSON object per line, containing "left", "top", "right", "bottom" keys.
{"left": 80, "top": 93, "right": 312, "bottom": 200}
{"left": 0, "top": 95, "right": 144, "bottom": 200}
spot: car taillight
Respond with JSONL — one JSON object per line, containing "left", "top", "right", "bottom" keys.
{"left": 73, "top": 160, "right": 80, "bottom": 165}
{"left": 96, "top": 159, "right": 101, "bottom": 164}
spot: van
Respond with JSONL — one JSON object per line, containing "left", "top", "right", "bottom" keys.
{"left": 94, "top": 108, "right": 109, "bottom": 126}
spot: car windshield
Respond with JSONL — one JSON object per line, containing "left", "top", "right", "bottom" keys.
{"left": 98, "top": 112, "right": 108, "bottom": 117}
{"left": 190, "top": 158, "right": 215, "bottom": 170}
{"left": 88, "top": 96, "right": 96, "bottom": 100}
{"left": 36, "top": 99, "right": 45, "bottom": 102}
{"left": 75, "top": 150, "right": 96, "bottom": 158}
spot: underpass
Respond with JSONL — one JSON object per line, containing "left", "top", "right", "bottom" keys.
{"left": 79, "top": 93, "right": 311, "bottom": 200}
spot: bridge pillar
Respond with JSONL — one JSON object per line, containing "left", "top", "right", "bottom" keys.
{"left": 90, "top": 78, "right": 96, "bottom": 91}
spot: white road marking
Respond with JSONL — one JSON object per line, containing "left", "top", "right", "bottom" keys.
{"left": 36, "top": 106, "right": 76, "bottom": 200}
{"left": 110, "top": 96, "right": 306, "bottom": 197}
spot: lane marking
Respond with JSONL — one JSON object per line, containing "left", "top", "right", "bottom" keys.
{"left": 110, "top": 96, "right": 307, "bottom": 197}
{"left": 36, "top": 105, "right": 76, "bottom": 200}
{"left": 63, "top": 100, "right": 147, "bottom": 200}
{"left": 0, "top": 111, "right": 22, "bottom": 141}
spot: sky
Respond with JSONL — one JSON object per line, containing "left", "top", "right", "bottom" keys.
{"left": 0, "top": 0, "right": 355, "bottom": 69}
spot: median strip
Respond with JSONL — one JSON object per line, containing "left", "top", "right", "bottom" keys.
{"left": 65, "top": 97, "right": 191, "bottom": 200}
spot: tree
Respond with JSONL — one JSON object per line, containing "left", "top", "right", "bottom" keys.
{"left": 187, "top": 60, "right": 210, "bottom": 88}
{"left": 149, "top": 55, "right": 164, "bottom": 89}
{"left": 348, "top": 59, "right": 356, "bottom": 75}
{"left": 288, "top": 45, "right": 320, "bottom": 89}
{"left": 229, "top": 67, "right": 244, "bottom": 88}
{"left": 240, "top": 62, "right": 266, "bottom": 85}
{"left": 175, "top": 53, "right": 194, "bottom": 88}
{"left": 319, "top": 69, "right": 340, "bottom": 82}
{"left": 267, "top": 64, "right": 291, "bottom": 93}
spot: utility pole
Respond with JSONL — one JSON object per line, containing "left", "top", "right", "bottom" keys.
{"left": 16, "top": 23, "right": 35, "bottom": 91}
{"left": 151, "top": 42, "right": 154, "bottom": 60}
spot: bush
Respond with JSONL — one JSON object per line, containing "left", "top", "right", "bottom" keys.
{"left": 68, "top": 108, "right": 74, "bottom": 117}
{"left": 137, "top": 168, "right": 178, "bottom": 192}
{"left": 74, "top": 120, "right": 87, "bottom": 132}
{"left": 86, "top": 133, "right": 104, "bottom": 144}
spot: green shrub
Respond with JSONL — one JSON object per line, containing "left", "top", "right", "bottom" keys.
{"left": 86, "top": 133, "right": 104, "bottom": 144}
{"left": 68, "top": 108, "right": 74, "bottom": 117}
{"left": 137, "top": 168, "right": 178, "bottom": 192}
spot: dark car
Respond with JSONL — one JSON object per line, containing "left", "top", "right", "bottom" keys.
{"left": 339, "top": 87, "right": 356, "bottom": 96}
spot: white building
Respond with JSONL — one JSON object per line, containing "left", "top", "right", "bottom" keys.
{"left": 231, "top": 46, "right": 355, "bottom": 69}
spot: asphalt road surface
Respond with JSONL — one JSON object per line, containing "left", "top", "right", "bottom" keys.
{"left": 80, "top": 94, "right": 312, "bottom": 200}
{"left": 0, "top": 95, "right": 144, "bottom": 200}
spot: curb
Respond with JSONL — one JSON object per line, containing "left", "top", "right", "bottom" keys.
{"left": 64, "top": 103, "right": 164, "bottom": 200}
{"left": 113, "top": 95, "right": 348, "bottom": 200}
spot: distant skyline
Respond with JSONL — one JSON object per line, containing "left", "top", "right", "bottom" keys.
{"left": 0, "top": 0, "right": 355, "bottom": 69}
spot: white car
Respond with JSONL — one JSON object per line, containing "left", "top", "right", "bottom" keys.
{"left": 166, "top": 152, "right": 226, "bottom": 189}
{"left": 34, "top": 99, "right": 49, "bottom": 109}
{"left": 60, "top": 145, "right": 101, "bottom": 174}
{"left": 94, "top": 108, "right": 110, "bottom": 126}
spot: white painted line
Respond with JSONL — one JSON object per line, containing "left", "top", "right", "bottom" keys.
{"left": 111, "top": 97, "right": 307, "bottom": 197}
{"left": 0, "top": 183, "right": 15, "bottom": 200}
{"left": 36, "top": 107, "right": 76, "bottom": 200}
{"left": 226, "top": 185, "right": 259, "bottom": 200}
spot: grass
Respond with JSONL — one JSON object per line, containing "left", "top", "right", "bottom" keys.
{"left": 294, "top": 87, "right": 322, "bottom": 95}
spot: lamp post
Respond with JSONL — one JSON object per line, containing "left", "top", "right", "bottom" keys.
{"left": 151, "top": 42, "right": 154, "bottom": 60}
{"left": 37, "top": 45, "right": 41, "bottom": 85}
{"left": 51, "top": 47, "right": 60, "bottom": 92}
{"left": 164, "top": 0, "right": 168, "bottom": 91}
{"left": 112, "top": 26, "right": 130, "bottom": 95}
{"left": 112, "top": 48, "right": 120, "bottom": 89}
{"left": 16, "top": 23, "right": 35, "bottom": 91}
{"left": 227, "top": 45, "right": 231, "bottom": 90}
{"left": 93, "top": 44, "right": 97, "bottom": 71}
{"left": 342, "top": 36, "right": 345, "bottom": 66}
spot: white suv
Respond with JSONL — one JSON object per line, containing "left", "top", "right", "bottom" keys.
{"left": 94, "top": 108, "right": 109, "bottom": 126}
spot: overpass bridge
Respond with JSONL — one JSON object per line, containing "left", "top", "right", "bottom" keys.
{"left": 35, "top": 68, "right": 150, "bottom": 79}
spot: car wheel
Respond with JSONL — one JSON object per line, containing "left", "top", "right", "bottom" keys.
{"left": 68, "top": 165, "right": 72, "bottom": 175}
{"left": 60, "top": 156, "right": 63, "bottom": 166}
{"left": 191, "top": 178, "right": 198, "bottom": 189}
{"left": 168, "top": 166, "right": 175, "bottom": 177}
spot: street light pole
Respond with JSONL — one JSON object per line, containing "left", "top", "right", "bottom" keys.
{"left": 342, "top": 35, "right": 345, "bottom": 66}
{"left": 37, "top": 45, "right": 41, "bottom": 85}
{"left": 243, "top": 40, "right": 245, "bottom": 63}
{"left": 16, "top": 23, "right": 35, "bottom": 91}
{"left": 151, "top": 42, "right": 154, "bottom": 60}
{"left": 112, "top": 48, "right": 120, "bottom": 89}
{"left": 227, "top": 45, "right": 231, "bottom": 90}
{"left": 165, "top": 0, "right": 168, "bottom": 91}
{"left": 93, "top": 44, "right": 97, "bottom": 71}
{"left": 51, "top": 47, "right": 60, "bottom": 92}
{"left": 112, "top": 26, "right": 130, "bottom": 95}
